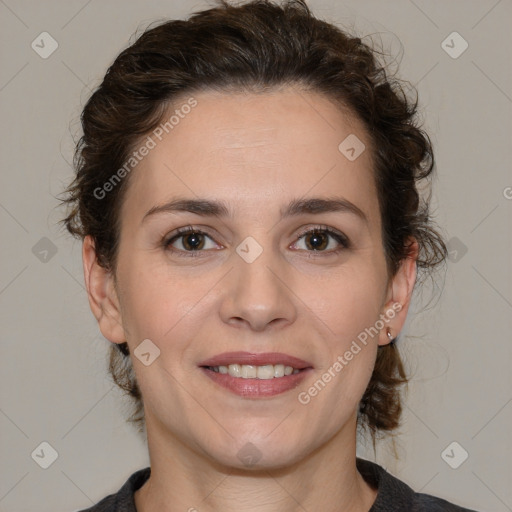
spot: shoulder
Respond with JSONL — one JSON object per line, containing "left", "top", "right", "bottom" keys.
{"left": 76, "top": 461, "right": 481, "bottom": 512}
{"left": 414, "top": 492, "right": 480, "bottom": 511}
{"left": 73, "top": 467, "right": 151, "bottom": 512}
{"left": 356, "top": 457, "right": 480, "bottom": 512}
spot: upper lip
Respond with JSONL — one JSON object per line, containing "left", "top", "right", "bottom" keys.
{"left": 199, "top": 351, "right": 313, "bottom": 369}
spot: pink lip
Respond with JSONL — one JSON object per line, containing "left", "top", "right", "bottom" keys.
{"left": 198, "top": 351, "right": 313, "bottom": 369}
{"left": 200, "top": 367, "right": 313, "bottom": 397}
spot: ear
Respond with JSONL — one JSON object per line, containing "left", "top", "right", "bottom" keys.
{"left": 378, "top": 237, "right": 418, "bottom": 347}
{"left": 82, "top": 235, "right": 126, "bottom": 344}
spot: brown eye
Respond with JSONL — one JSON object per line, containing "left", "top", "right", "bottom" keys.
{"left": 180, "top": 232, "right": 206, "bottom": 250}
{"left": 164, "top": 227, "right": 219, "bottom": 255}
{"left": 304, "top": 230, "right": 329, "bottom": 251}
{"left": 293, "top": 226, "right": 349, "bottom": 254}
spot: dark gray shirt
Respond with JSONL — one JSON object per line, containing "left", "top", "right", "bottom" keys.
{"left": 76, "top": 457, "right": 479, "bottom": 511}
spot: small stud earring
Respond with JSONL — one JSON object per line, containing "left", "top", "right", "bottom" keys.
{"left": 386, "top": 327, "right": 394, "bottom": 343}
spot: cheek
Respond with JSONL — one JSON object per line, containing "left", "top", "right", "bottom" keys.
{"left": 117, "top": 257, "right": 221, "bottom": 356}
{"left": 300, "top": 265, "right": 383, "bottom": 398}
{"left": 116, "top": 258, "right": 182, "bottom": 340}
{"left": 305, "top": 265, "right": 385, "bottom": 340}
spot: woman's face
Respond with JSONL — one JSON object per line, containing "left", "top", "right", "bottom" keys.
{"left": 87, "top": 87, "right": 414, "bottom": 469}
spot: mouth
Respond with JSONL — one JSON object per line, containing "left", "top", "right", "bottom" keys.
{"left": 202, "top": 363, "right": 303, "bottom": 379}
{"left": 198, "top": 352, "right": 313, "bottom": 397}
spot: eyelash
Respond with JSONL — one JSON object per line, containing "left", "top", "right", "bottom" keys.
{"left": 162, "top": 225, "right": 350, "bottom": 258}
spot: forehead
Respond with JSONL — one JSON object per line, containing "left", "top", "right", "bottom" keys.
{"left": 120, "top": 87, "right": 380, "bottom": 229}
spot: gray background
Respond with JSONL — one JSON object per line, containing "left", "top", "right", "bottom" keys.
{"left": 1, "top": 0, "right": 511, "bottom": 511}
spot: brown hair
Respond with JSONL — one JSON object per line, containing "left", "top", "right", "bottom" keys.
{"left": 58, "top": 0, "right": 447, "bottom": 446}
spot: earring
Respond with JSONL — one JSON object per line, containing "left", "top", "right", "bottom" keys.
{"left": 386, "top": 327, "right": 395, "bottom": 345}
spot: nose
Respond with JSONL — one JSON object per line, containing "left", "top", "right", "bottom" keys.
{"left": 219, "top": 243, "right": 297, "bottom": 332}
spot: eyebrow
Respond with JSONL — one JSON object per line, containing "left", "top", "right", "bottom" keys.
{"left": 141, "top": 196, "right": 368, "bottom": 225}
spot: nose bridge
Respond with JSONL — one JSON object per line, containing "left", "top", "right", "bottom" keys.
{"left": 220, "top": 233, "right": 296, "bottom": 330}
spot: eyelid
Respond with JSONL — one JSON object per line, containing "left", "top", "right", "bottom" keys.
{"left": 163, "top": 225, "right": 223, "bottom": 256}
{"left": 292, "top": 224, "right": 350, "bottom": 252}
{"left": 295, "top": 224, "right": 348, "bottom": 243}
{"left": 163, "top": 224, "right": 350, "bottom": 256}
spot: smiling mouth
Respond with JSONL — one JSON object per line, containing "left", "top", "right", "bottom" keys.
{"left": 202, "top": 363, "right": 303, "bottom": 379}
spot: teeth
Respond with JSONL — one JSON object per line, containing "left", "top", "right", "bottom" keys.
{"left": 241, "top": 365, "right": 257, "bottom": 378}
{"left": 257, "top": 365, "right": 274, "bottom": 379}
{"left": 209, "top": 364, "right": 301, "bottom": 379}
{"left": 274, "top": 364, "right": 285, "bottom": 378}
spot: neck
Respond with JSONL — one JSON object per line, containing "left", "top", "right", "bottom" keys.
{"left": 134, "top": 414, "right": 377, "bottom": 512}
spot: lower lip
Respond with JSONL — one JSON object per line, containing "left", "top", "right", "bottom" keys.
{"left": 200, "top": 367, "right": 312, "bottom": 397}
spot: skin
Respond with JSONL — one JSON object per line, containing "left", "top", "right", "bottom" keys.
{"left": 83, "top": 87, "right": 418, "bottom": 512}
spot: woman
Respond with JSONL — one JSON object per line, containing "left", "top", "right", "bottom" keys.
{"left": 60, "top": 1, "right": 479, "bottom": 510}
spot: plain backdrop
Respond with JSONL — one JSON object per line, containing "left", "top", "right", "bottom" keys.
{"left": 0, "top": 1, "right": 511, "bottom": 511}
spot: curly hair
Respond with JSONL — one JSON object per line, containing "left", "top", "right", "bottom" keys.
{"left": 58, "top": 0, "right": 447, "bottom": 447}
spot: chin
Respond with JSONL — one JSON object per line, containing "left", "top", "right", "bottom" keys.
{"left": 211, "top": 446, "right": 305, "bottom": 472}
{"left": 199, "top": 430, "right": 308, "bottom": 471}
